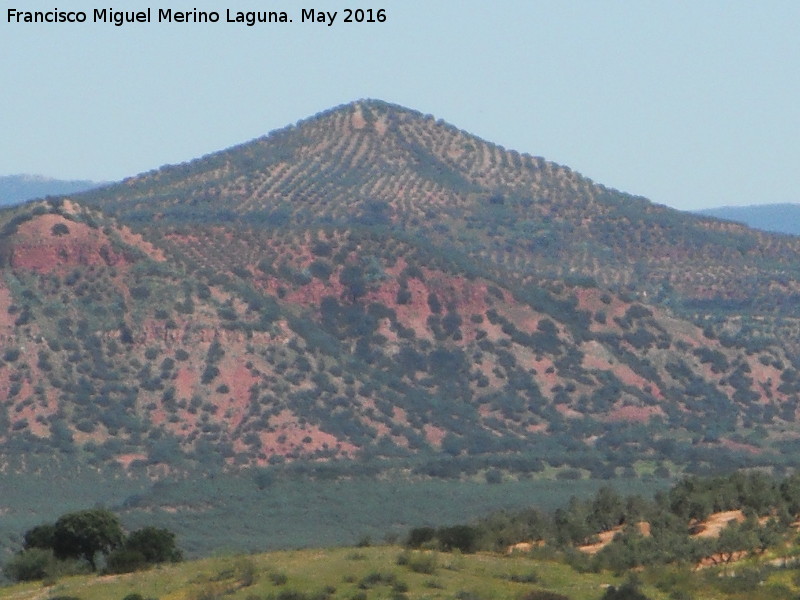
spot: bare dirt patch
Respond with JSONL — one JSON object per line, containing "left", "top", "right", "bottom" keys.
{"left": 691, "top": 510, "right": 745, "bottom": 538}
{"left": 578, "top": 522, "right": 651, "bottom": 555}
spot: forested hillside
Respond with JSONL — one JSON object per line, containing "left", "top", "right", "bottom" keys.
{"left": 3, "top": 100, "right": 800, "bottom": 480}
{"left": 77, "top": 100, "right": 800, "bottom": 352}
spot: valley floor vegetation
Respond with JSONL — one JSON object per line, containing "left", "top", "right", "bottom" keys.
{"left": 0, "top": 467, "right": 663, "bottom": 560}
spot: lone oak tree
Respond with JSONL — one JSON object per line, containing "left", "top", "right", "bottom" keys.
{"left": 52, "top": 509, "right": 124, "bottom": 570}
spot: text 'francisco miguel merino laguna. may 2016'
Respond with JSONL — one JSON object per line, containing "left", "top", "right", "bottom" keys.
{"left": 6, "top": 7, "right": 387, "bottom": 27}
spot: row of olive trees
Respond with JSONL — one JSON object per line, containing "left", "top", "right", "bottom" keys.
{"left": 4, "top": 508, "right": 181, "bottom": 582}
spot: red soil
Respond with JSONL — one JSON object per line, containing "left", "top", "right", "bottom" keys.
{"left": 8, "top": 214, "right": 130, "bottom": 273}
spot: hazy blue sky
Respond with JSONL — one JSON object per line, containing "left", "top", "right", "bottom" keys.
{"left": 2, "top": 1, "right": 798, "bottom": 210}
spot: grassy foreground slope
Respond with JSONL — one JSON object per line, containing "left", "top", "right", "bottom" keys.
{"left": 0, "top": 546, "right": 647, "bottom": 600}
{"left": 4, "top": 544, "right": 800, "bottom": 600}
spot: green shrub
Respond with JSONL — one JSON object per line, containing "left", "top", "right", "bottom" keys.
{"left": 358, "top": 571, "right": 396, "bottom": 589}
{"left": 601, "top": 583, "right": 651, "bottom": 600}
{"left": 3, "top": 548, "right": 56, "bottom": 581}
{"left": 201, "top": 365, "right": 220, "bottom": 384}
{"left": 485, "top": 469, "right": 503, "bottom": 484}
{"left": 130, "top": 286, "right": 151, "bottom": 300}
{"left": 125, "top": 526, "right": 182, "bottom": 563}
{"left": 51, "top": 223, "right": 70, "bottom": 236}
{"left": 508, "top": 570, "right": 539, "bottom": 583}
{"left": 234, "top": 557, "right": 257, "bottom": 587}
{"left": 406, "top": 526, "right": 436, "bottom": 548}
{"left": 106, "top": 548, "right": 147, "bottom": 574}
{"left": 437, "top": 525, "right": 479, "bottom": 553}
{"left": 407, "top": 552, "right": 437, "bottom": 574}
{"left": 309, "top": 260, "right": 333, "bottom": 280}
{"left": 270, "top": 572, "right": 288, "bottom": 585}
